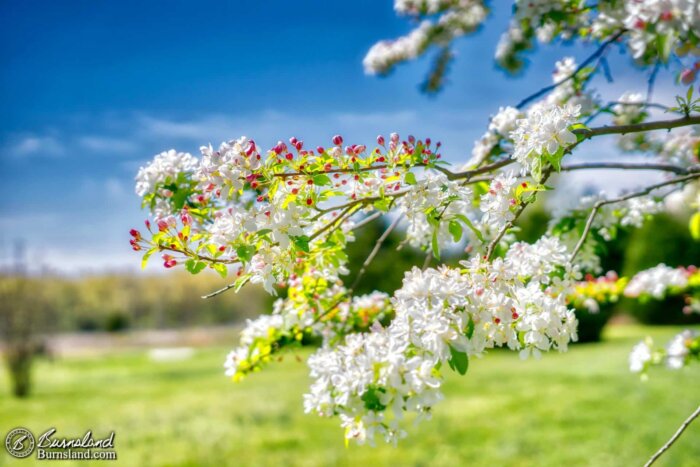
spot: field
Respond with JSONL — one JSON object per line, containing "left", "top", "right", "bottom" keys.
{"left": 1, "top": 325, "right": 699, "bottom": 467}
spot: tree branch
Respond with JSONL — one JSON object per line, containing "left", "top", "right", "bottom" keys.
{"left": 516, "top": 30, "right": 626, "bottom": 109}
{"left": 570, "top": 173, "right": 700, "bottom": 261}
{"left": 350, "top": 214, "right": 404, "bottom": 291}
{"left": 562, "top": 162, "right": 699, "bottom": 176}
{"left": 573, "top": 115, "right": 700, "bottom": 139}
{"left": 644, "top": 404, "right": 700, "bottom": 467}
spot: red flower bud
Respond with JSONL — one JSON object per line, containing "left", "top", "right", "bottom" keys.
{"left": 377, "top": 135, "right": 385, "bottom": 146}
{"left": 680, "top": 68, "right": 696, "bottom": 85}
{"left": 332, "top": 135, "right": 343, "bottom": 145}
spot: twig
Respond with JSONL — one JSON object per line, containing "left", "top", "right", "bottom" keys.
{"left": 570, "top": 173, "right": 700, "bottom": 261}
{"left": 422, "top": 251, "right": 432, "bottom": 270}
{"left": 644, "top": 404, "right": 700, "bottom": 467}
{"left": 561, "top": 162, "right": 698, "bottom": 176}
{"left": 646, "top": 61, "right": 661, "bottom": 104}
{"left": 350, "top": 214, "right": 404, "bottom": 291}
{"left": 202, "top": 279, "right": 247, "bottom": 299}
{"left": 573, "top": 115, "right": 700, "bottom": 139}
{"left": 516, "top": 30, "right": 625, "bottom": 109}
{"left": 485, "top": 169, "right": 554, "bottom": 260}
{"left": 350, "top": 211, "right": 383, "bottom": 231}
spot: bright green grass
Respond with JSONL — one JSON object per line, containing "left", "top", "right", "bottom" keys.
{"left": 1, "top": 325, "right": 699, "bottom": 467}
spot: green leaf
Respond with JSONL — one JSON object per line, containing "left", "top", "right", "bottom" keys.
{"left": 431, "top": 229, "right": 440, "bottom": 260}
{"left": 453, "top": 214, "right": 484, "bottom": 242}
{"left": 690, "top": 212, "right": 700, "bottom": 241}
{"left": 361, "top": 386, "right": 387, "bottom": 412}
{"left": 448, "top": 345, "right": 469, "bottom": 375}
{"left": 405, "top": 172, "right": 417, "bottom": 185}
{"left": 448, "top": 220, "right": 463, "bottom": 242}
{"left": 212, "top": 263, "right": 228, "bottom": 278}
{"left": 465, "top": 317, "right": 475, "bottom": 339}
{"left": 234, "top": 274, "right": 252, "bottom": 292}
{"left": 291, "top": 235, "right": 310, "bottom": 253}
{"left": 235, "top": 245, "right": 256, "bottom": 262}
{"left": 185, "top": 259, "right": 206, "bottom": 275}
{"left": 312, "top": 174, "right": 332, "bottom": 186}
{"left": 373, "top": 198, "right": 391, "bottom": 212}
{"left": 141, "top": 247, "right": 157, "bottom": 269}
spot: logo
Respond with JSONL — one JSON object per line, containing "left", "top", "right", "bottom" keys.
{"left": 5, "top": 427, "right": 36, "bottom": 459}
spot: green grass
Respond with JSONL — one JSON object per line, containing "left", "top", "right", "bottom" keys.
{"left": 1, "top": 325, "right": 699, "bottom": 467}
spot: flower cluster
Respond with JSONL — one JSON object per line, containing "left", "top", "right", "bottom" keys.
{"left": 369, "top": 0, "right": 700, "bottom": 86}
{"left": 629, "top": 330, "right": 700, "bottom": 376}
{"left": 511, "top": 103, "right": 581, "bottom": 180}
{"left": 397, "top": 172, "right": 478, "bottom": 248}
{"left": 546, "top": 57, "right": 597, "bottom": 114}
{"left": 224, "top": 274, "right": 394, "bottom": 382}
{"left": 569, "top": 271, "right": 628, "bottom": 314}
{"left": 624, "top": 264, "right": 698, "bottom": 301}
{"left": 303, "top": 236, "right": 578, "bottom": 445}
{"left": 363, "top": 0, "right": 488, "bottom": 75}
{"left": 131, "top": 133, "right": 451, "bottom": 293}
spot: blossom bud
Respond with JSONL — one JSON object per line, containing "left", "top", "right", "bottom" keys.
{"left": 180, "top": 211, "right": 192, "bottom": 226}
{"left": 390, "top": 132, "right": 399, "bottom": 144}
{"left": 408, "top": 135, "right": 415, "bottom": 144}
{"left": 129, "top": 229, "right": 141, "bottom": 239}
{"left": 316, "top": 146, "right": 325, "bottom": 154}
{"left": 377, "top": 135, "right": 385, "bottom": 146}
{"left": 294, "top": 140, "right": 303, "bottom": 151}
{"left": 354, "top": 145, "right": 366, "bottom": 155}
{"left": 245, "top": 140, "right": 257, "bottom": 156}
{"left": 163, "top": 255, "right": 177, "bottom": 268}
{"left": 289, "top": 137, "right": 298, "bottom": 145}
{"left": 157, "top": 219, "right": 169, "bottom": 231}
{"left": 273, "top": 141, "right": 287, "bottom": 155}
{"left": 332, "top": 135, "right": 343, "bottom": 146}
{"left": 680, "top": 68, "right": 696, "bottom": 85}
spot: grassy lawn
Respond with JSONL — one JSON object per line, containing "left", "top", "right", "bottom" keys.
{"left": 1, "top": 324, "right": 699, "bottom": 467}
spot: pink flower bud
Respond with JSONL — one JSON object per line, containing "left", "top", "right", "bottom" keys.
{"left": 245, "top": 140, "right": 256, "bottom": 156}
{"left": 390, "top": 132, "right": 399, "bottom": 144}
{"left": 354, "top": 145, "right": 366, "bottom": 155}
{"left": 273, "top": 141, "right": 286, "bottom": 155}
{"left": 316, "top": 146, "right": 325, "bottom": 154}
{"left": 332, "top": 135, "right": 343, "bottom": 145}
{"left": 680, "top": 68, "right": 696, "bottom": 85}
{"left": 180, "top": 211, "right": 192, "bottom": 225}
{"left": 289, "top": 137, "right": 298, "bottom": 145}
{"left": 377, "top": 135, "right": 385, "bottom": 146}
{"left": 408, "top": 135, "right": 415, "bottom": 144}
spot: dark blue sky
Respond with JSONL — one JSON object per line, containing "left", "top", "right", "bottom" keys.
{"left": 0, "top": 1, "right": 679, "bottom": 272}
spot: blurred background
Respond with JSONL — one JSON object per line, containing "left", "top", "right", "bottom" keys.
{"left": 1, "top": 1, "right": 699, "bottom": 466}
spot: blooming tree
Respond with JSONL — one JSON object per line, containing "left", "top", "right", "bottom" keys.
{"left": 130, "top": 0, "right": 700, "bottom": 457}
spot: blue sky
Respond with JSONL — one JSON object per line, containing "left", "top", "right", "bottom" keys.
{"left": 0, "top": 1, "right": 683, "bottom": 273}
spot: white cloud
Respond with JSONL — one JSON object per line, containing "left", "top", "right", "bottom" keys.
{"left": 5, "top": 134, "right": 66, "bottom": 157}
{"left": 78, "top": 135, "right": 139, "bottom": 155}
